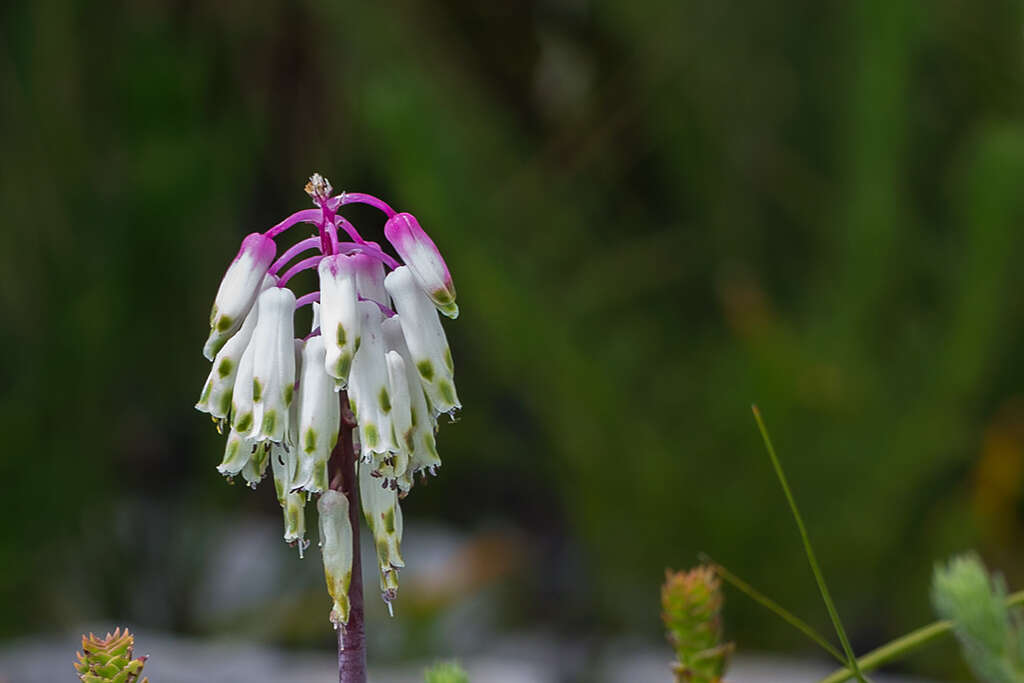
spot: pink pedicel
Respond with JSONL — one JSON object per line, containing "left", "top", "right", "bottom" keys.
{"left": 384, "top": 213, "right": 457, "bottom": 319}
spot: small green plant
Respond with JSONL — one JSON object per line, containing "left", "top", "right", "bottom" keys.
{"left": 423, "top": 660, "right": 469, "bottom": 683}
{"left": 661, "top": 566, "right": 732, "bottom": 682}
{"left": 932, "top": 553, "right": 1024, "bottom": 683}
{"left": 74, "top": 628, "right": 148, "bottom": 683}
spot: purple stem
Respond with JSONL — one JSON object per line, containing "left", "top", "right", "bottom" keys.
{"left": 334, "top": 192, "right": 397, "bottom": 219}
{"left": 334, "top": 216, "right": 365, "bottom": 244}
{"left": 278, "top": 255, "right": 324, "bottom": 287}
{"left": 339, "top": 243, "right": 401, "bottom": 270}
{"left": 264, "top": 208, "right": 322, "bottom": 239}
{"left": 295, "top": 291, "right": 321, "bottom": 309}
{"left": 271, "top": 237, "right": 322, "bottom": 275}
{"left": 330, "top": 399, "right": 366, "bottom": 683}
{"left": 358, "top": 295, "right": 397, "bottom": 318}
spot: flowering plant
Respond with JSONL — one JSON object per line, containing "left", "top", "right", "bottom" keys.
{"left": 195, "top": 174, "right": 459, "bottom": 680}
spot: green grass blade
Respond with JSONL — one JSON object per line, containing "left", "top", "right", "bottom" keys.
{"left": 752, "top": 405, "right": 867, "bottom": 683}
{"left": 702, "top": 556, "right": 846, "bottom": 663}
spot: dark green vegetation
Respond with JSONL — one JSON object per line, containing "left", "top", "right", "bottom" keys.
{"left": 2, "top": 0, "right": 1024, "bottom": 677}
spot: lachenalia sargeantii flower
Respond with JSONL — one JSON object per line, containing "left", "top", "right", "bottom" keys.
{"left": 195, "top": 173, "right": 460, "bottom": 628}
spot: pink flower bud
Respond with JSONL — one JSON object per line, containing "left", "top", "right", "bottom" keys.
{"left": 384, "top": 213, "right": 457, "bottom": 319}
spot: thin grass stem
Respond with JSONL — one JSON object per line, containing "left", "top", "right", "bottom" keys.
{"left": 752, "top": 405, "right": 867, "bottom": 683}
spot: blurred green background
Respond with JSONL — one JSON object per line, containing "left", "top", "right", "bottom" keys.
{"left": 2, "top": 0, "right": 1024, "bottom": 678}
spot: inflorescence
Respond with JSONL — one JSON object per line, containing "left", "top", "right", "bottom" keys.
{"left": 195, "top": 173, "right": 460, "bottom": 624}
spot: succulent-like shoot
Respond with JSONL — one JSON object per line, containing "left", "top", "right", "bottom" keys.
{"left": 74, "top": 628, "right": 149, "bottom": 683}
{"left": 424, "top": 660, "right": 469, "bottom": 683}
{"left": 662, "top": 566, "right": 733, "bottom": 683}
{"left": 932, "top": 553, "right": 1024, "bottom": 683}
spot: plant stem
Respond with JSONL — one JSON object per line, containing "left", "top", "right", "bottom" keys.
{"left": 704, "top": 559, "right": 846, "bottom": 663}
{"left": 330, "top": 398, "right": 366, "bottom": 683}
{"left": 818, "top": 590, "right": 1024, "bottom": 683}
{"left": 751, "top": 405, "right": 867, "bottom": 683}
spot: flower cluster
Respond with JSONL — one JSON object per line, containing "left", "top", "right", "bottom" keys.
{"left": 195, "top": 174, "right": 459, "bottom": 624}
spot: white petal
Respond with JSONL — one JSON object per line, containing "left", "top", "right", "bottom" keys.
{"left": 384, "top": 266, "right": 460, "bottom": 415}
{"left": 251, "top": 287, "right": 297, "bottom": 444}
{"left": 318, "top": 490, "right": 353, "bottom": 625}
{"left": 318, "top": 255, "right": 361, "bottom": 387}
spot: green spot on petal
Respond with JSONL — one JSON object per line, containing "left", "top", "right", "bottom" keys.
{"left": 304, "top": 427, "right": 317, "bottom": 453}
{"left": 216, "top": 314, "right": 233, "bottom": 332}
{"left": 439, "top": 380, "right": 456, "bottom": 407}
{"left": 444, "top": 348, "right": 454, "bottom": 373}
{"left": 417, "top": 360, "right": 434, "bottom": 382}
{"left": 335, "top": 353, "right": 352, "bottom": 379}
{"left": 235, "top": 411, "right": 253, "bottom": 433}
{"left": 364, "top": 423, "right": 379, "bottom": 448}
{"left": 379, "top": 387, "right": 391, "bottom": 413}
{"left": 217, "top": 357, "right": 234, "bottom": 378}
{"left": 261, "top": 410, "right": 277, "bottom": 436}
{"left": 382, "top": 508, "right": 396, "bottom": 534}
{"left": 252, "top": 378, "right": 263, "bottom": 402}
{"left": 284, "top": 383, "right": 294, "bottom": 406}
{"left": 336, "top": 323, "right": 347, "bottom": 347}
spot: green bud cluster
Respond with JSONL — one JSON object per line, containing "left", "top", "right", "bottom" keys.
{"left": 661, "top": 566, "right": 733, "bottom": 683}
{"left": 73, "top": 628, "right": 148, "bottom": 683}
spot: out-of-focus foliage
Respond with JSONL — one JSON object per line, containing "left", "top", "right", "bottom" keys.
{"left": 662, "top": 567, "right": 731, "bottom": 682}
{"left": 932, "top": 553, "right": 1024, "bottom": 683}
{"left": 1, "top": 0, "right": 1024, "bottom": 675}
{"left": 423, "top": 660, "right": 469, "bottom": 683}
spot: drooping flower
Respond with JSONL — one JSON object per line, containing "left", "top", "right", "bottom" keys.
{"left": 318, "top": 254, "right": 360, "bottom": 387}
{"left": 197, "top": 174, "right": 460, "bottom": 626}
{"left": 318, "top": 490, "right": 353, "bottom": 625}
{"left": 204, "top": 233, "right": 276, "bottom": 360}
{"left": 347, "top": 300, "right": 398, "bottom": 462}
{"left": 359, "top": 461, "right": 404, "bottom": 608}
{"left": 195, "top": 275, "right": 273, "bottom": 420}
{"left": 384, "top": 213, "right": 457, "bottom": 318}
{"left": 294, "top": 335, "right": 341, "bottom": 493}
{"left": 385, "top": 266, "right": 460, "bottom": 415}
{"left": 382, "top": 316, "right": 441, "bottom": 483}
{"left": 250, "top": 287, "right": 297, "bottom": 445}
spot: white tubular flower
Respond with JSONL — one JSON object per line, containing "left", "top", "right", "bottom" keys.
{"left": 230, "top": 332, "right": 259, "bottom": 437}
{"left": 241, "top": 442, "right": 270, "bottom": 488}
{"left": 272, "top": 443, "right": 305, "bottom": 545}
{"left": 351, "top": 250, "right": 389, "bottom": 307}
{"left": 318, "top": 490, "right": 353, "bottom": 625}
{"left": 318, "top": 254, "right": 360, "bottom": 387}
{"left": 381, "top": 317, "right": 441, "bottom": 477}
{"left": 204, "top": 232, "right": 276, "bottom": 360}
{"left": 348, "top": 301, "right": 398, "bottom": 461}
{"left": 294, "top": 335, "right": 340, "bottom": 493}
{"left": 359, "top": 461, "right": 405, "bottom": 578}
{"left": 217, "top": 427, "right": 255, "bottom": 477}
{"left": 196, "top": 291, "right": 262, "bottom": 420}
{"left": 250, "top": 287, "right": 297, "bottom": 445}
{"left": 384, "top": 266, "right": 460, "bottom": 415}
{"left": 384, "top": 212, "right": 457, "bottom": 318}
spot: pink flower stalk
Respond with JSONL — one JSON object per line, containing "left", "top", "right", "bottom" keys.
{"left": 195, "top": 174, "right": 461, "bottom": 682}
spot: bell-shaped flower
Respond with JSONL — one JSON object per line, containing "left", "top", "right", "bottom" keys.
{"left": 384, "top": 213, "right": 457, "bottom": 318}
{"left": 250, "top": 287, "right": 297, "bottom": 445}
{"left": 359, "top": 461, "right": 404, "bottom": 577}
{"left": 384, "top": 266, "right": 460, "bottom": 415}
{"left": 381, "top": 317, "right": 441, "bottom": 479}
{"left": 196, "top": 291, "right": 262, "bottom": 420}
{"left": 318, "top": 254, "right": 360, "bottom": 387}
{"left": 348, "top": 301, "right": 398, "bottom": 461}
{"left": 271, "top": 373, "right": 304, "bottom": 545}
{"left": 204, "top": 233, "right": 276, "bottom": 360}
{"left": 318, "top": 490, "right": 353, "bottom": 625}
{"left": 217, "top": 427, "right": 256, "bottom": 477}
{"left": 294, "top": 336, "right": 341, "bottom": 493}
{"left": 230, "top": 332, "right": 259, "bottom": 437}
{"left": 241, "top": 441, "right": 270, "bottom": 488}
